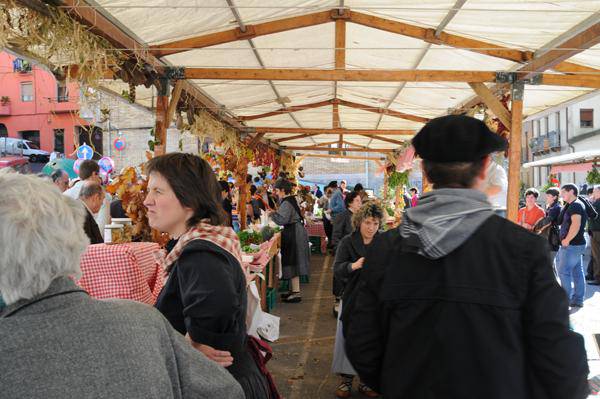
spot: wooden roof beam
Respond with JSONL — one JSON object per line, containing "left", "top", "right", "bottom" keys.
{"left": 248, "top": 132, "right": 266, "bottom": 148}
{"left": 148, "top": 7, "right": 596, "bottom": 75}
{"left": 274, "top": 133, "right": 319, "bottom": 143}
{"left": 239, "top": 100, "right": 332, "bottom": 121}
{"left": 337, "top": 99, "right": 429, "bottom": 123}
{"left": 360, "top": 134, "right": 406, "bottom": 145}
{"left": 150, "top": 10, "right": 334, "bottom": 57}
{"left": 299, "top": 154, "right": 386, "bottom": 161}
{"left": 60, "top": 0, "right": 163, "bottom": 71}
{"left": 184, "top": 68, "right": 600, "bottom": 88}
{"left": 186, "top": 68, "right": 497, "bottom": 82}
{"left": 240, "top": 98, "right": 428, "bottom": 123}
{"left": 343, "top": 140, "right": 370, "bottom": 150}
{"left": 255, "top": 127, "right": 415, "bottom": 135}
{"left": 520, "top": 22, "right": 600, "bottom": 79}
{"left": 467, "top": 82, "right": 511, "bottom": 128}
{"left": 284, "top": 146, "right": 392, "bottom": 153}
{"left": 348, "top": 10, "right": 599, "bottom": 75}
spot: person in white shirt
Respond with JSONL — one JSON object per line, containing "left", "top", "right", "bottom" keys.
{"left": 482, "top": 158, "right": 508, "bottom": 216}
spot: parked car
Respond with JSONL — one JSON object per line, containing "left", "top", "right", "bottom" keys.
{"left": 0, "top": 156, "right": 31, "bottom": 174}
{"left": 0, "top": 137, "right": 50, "bottom": 163}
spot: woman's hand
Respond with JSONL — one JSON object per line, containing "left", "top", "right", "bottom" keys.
{"left": 187, "top": 335, "right": 233, "bottom": 367}
{"left": 351, "top": 257, "right": 365, "bottom": 271}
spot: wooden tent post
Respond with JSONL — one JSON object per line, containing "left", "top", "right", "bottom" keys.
{"left": 154, "top": 78, "right": 170, "bottom": 156}
{"left": 507, "top": 82, "right": 524, "bottom": 222}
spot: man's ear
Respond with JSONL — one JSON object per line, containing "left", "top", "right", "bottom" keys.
{"left": 478, "top": 155, "right": 492, "bottom": 181}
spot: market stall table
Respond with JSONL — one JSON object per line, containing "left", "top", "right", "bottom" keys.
{"left": 78, "top": 242, "right": 164, "bottom": 305}
{"left": 242, "top": 233, "right": 281, "bottom": 312}
{"left": 306, "top": 219, "right": 327, "bottom": 254}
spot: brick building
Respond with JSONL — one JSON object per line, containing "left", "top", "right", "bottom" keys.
{"left": 0, "top": 51, "right": 84, "bottom": 156}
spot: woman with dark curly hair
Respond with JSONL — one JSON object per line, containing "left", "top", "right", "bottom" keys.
{"left": 331, "top": 202, "right": 384, "bottom": 398}
{"left": 144, "top": 153, "right": 273, "bottom": 399}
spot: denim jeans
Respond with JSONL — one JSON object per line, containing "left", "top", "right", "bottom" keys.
{"left": 557, "top": 244, "right": 586, "bottom": 305}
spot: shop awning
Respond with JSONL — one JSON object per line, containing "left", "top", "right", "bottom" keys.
{"left": 522, "top": 150, "right": 600, "bottom": 168}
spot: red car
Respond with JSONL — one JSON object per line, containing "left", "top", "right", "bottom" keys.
{"left": 0, "top": 156, "right": 31, "bottom": 174}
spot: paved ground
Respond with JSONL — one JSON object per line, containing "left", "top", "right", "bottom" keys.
{"left": 269, "top": 253, "right": 600, "bottom": 398}
{"left": 270, "top": 254, "right": 341, "bottom": 399}
{"left": 571, "top": 282, "right": 600, "bottom": 398}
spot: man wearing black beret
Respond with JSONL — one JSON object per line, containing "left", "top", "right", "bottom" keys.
{"left": 346, "top": 115, "right": 589, "bottom": 399}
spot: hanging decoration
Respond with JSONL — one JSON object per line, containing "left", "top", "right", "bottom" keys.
{"left": 0, "top": 0, "right": 128, "bottom": 89}
{"left": 106, "top": 167, "right": 169, "bottom": 245}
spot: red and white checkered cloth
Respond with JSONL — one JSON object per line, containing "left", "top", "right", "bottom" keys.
{"left": 78, "top": 242, "right": 164, "bottom": 305}
{"left": 305, "top": 221, "right": 327, "bottom": 253}
{"left": 243, "top": 235, "right": 279, "bottom": 273}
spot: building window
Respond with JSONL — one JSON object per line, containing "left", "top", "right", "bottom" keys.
{"left": 0, "top": 123, "right": 7, "bottom": 138}
{"left": 53, "top": 129, "right": 65, "bottom": 153}
{"left": 20, "top": 82, "right": 33, "bottom": 102}
{"left": 580, "top": 109, "right": 593, "bottom": 128}
{"left": 57, "top": 82, "right": 68, "bottom": 102}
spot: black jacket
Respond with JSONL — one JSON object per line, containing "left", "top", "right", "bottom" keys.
{"left": 333, "top": 230, "right": 368, "bottom": 289}
{"left": 345, "top": 215, "right": 588, "bottom": 399}
{"left": 155, "top": 240, "right": 268, "bottom": 398}
{"left": 83, "top": 208, "right": 103, "bottom": 244}
{"left": 332, "top": 209, "right": 353, "bottom": 250}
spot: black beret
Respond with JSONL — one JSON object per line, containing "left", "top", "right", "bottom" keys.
{"left": 412, "top": 115, "right": 508, "bottom": 162}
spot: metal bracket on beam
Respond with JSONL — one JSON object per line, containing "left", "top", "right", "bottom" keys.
{"left": 157, "top": 77, "right": 170, "bottom": 97}
{"left": 523, "top": 73, "right": 542, "bottom": 85}
{"left": 511, "top": 81, "right": 525, "bottom": 101}
{"left": 423, "top": 29, "right": 443, "bottom": 45}
{"left": 235, "top": 25, "right": 256, "bottom": 39}
{"left": 331, "top": 9, "right": 351, "bottom": 19}
{"left": 164, "top": 67, "right": 185, "bottom": 80}
{"left": 495, "top": 72, "right": 518, "bottom": 84}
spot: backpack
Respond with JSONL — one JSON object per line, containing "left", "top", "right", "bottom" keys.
{"left": 578, "top": 195, "right": 599, "bottom": 221}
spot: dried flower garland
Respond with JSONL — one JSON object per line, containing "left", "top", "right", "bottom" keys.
{"left": 0, "top": 0, "right": 126, "bottom": 89}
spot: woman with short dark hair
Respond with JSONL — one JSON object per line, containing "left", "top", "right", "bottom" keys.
{"left": 269, "top": 178, "right": 310, "bottom": 303}
{"left": 144, "top": 153, "right": 272, "bottom": 399}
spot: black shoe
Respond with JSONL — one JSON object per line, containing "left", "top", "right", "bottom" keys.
{"left": 283, "top": 292, "right": 301, "bottom": 303}
{"left": 280, "top": 291, "right": 292, "bottom": 299}
{"left": 570, "top": 302, "right": 584, "bottom": 308}
{"left": 588, "top": 280, "right": 600, "bottom": 286}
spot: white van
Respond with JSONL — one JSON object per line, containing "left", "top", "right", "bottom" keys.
{"left": 0, "top": 137, "right": 50, "bottom": 163}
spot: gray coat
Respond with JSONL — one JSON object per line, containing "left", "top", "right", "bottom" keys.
{"left": 0, "top": 277, "right": 244, "bottom": 399}
{"left": 332, "top": 209, "right": 353, "bottom": 250}
{"left": 271, "top": 198, "right": 310, "bottom": 279}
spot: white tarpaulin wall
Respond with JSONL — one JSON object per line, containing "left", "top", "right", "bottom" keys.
{"left": 93, "top": 0, "right": 600, "bottom": 150}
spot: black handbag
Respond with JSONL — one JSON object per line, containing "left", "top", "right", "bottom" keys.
{"left": 548, "top": 223, "right": 561, "bottom": 250}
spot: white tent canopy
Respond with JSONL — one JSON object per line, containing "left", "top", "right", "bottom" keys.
{"left": 522, "top": 149, "right": 600, "bottom": 168}
{"left": 66, "top": 0, "right": 600, "bottom": 152}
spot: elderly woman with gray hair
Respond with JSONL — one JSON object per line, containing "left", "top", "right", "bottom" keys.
{"left": 331, "top": 202, "right": 384, "bottom": 398}
{"left": 0, "top": 169, "right": 243, "bottom": 399}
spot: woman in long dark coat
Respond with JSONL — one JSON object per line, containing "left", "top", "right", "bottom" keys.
{"left": 269, "top": 178, "right": 310, "bottom": 303}
{"left": 331, "top": 191, "right": 363, "bottom": 316}
{"left": 331, "top": 202, "right": 383, "bottom": 399}
{"left": 144, "top": 153, "right": 272, "bottom": 399}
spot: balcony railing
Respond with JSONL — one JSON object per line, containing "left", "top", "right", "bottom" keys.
{"left": 49, "top": 97, "right": 79, "bottom": 113}
{"left": 529, "top": 130, "right": 561, "bottom": 154}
